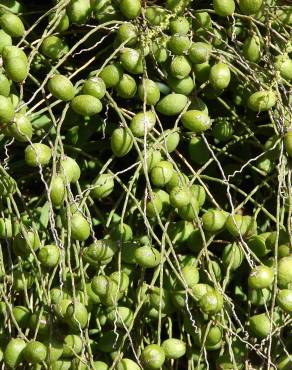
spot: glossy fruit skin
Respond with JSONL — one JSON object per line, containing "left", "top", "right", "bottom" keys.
{"left": 156, "top": 93, "right": 188, "bottom": 116}
{"left": 161, "top": 338, "right": 186, "bottom": 359}
{"left": 247, "top": 90, "right": 276, "bottom": 112}
{"left": 38, "top": 244, "right": 60, "bottom": 268}
{"left": 169, "top": 16, "right": 190, "bottom": 35}
{"left": 222, "top": 242, "right": 244, "bottom": 271}
{"left": 141, "top": 344, "right": 165, "bottom": 370}
{"left": 65, "top": 301, "right": 88, "bottom": 330}
{"left": 212, "top": 120, "right": 234, "bottom": 142}
{"left": 190, "top": 184, "right": 206, "bottom": 207}
{"left": 181, "top": 110, "right": 211, "bottom": 132}
{"left": 170, "top": 55, "right": 192, "bottom": 79}
{"left": 71, "top": 95, "right": 102, "bottom": 116}
{"left": 0, "top": 29, "right": 12, "bottom": 53}
{"left": 99, "top": 63, "right": 123, "bottom": 87}
{"left": 0, "top": 95, "right": 14, "bottom": 123}
{"left": 67, "top": 0, "right": 91, "bottom": 24}
{"left": 213, "top": 0, "right": 235, "bottom": 16}
{"left": 25, "top": 143, "right": 52, "bottom": 167}
{"left": 150, "top": 161, "right": 174, "bottom": 187}
{"left": 0, "top": 13, "right": 24, "bottom": 37}
{"left": 107, "top": 306, "right": 133, "bottom": 328}
{"left": 12, "top": 306, "right": 30, "bottom": 328}
{"left": 178, "top": 197, "right": 200, "bottom": 221}
{"left": 199, "top": 290, "right": 223, "bottom": 314}
{"left": 0, "top": 73, "right": 10, "bottom": 96}
{"left": 169, "top": 186, "right": 190, "bottom": 208}
{"left": 248, "top": 265, "right": 274, "bottom": 289}
{"left": 278, "top": 256, "right": 292, "bottom": 288}
{"left": 146, "top": 192, "right": 163, "bottom": 217}
{"left": 8, "top": 113, "right": 32, "bottom": 142}
{"left": 202, "top": 209, "right": 227, "bottom": 232}
{"left": 23, "top": 341, "right": 47, "bottom": 364}
{"left": 41, "top": 35, "right": 68, "bottom": 60}
{"left": 91, "top": 173, "right": 114, "bottom": 199}
{"left": 225, "top": 214, "right": 249, "bottom": 237}
{"left": 168, "top": 35, "right": 191, "bottom": 55}
{"left": 4, "top": 338, "right": 26, "bottom": 368}
{"left": 164, "top": 130, "right": 180, "bottom": 152}
{"left": 130, "top": 110, "right": 156, "bottom": 137}
{"left": 209, "top": 63, "right": 231, "bottom": 90}
{"left": 243, "top": 36, "right": 261, "bottom": 63}
{"left": 111, "top": 127, "right": 133, "bottom": 157}
{"left": 249, "top": 313, "right": 270, "bottom": 338}
{"left": 83, "top": 239, "right": 117, "bottom": 264}
{"left": 60, "top": 156, "right": 80, "bottom": 183}
{"left": 181, "top": 265, "right": 199, "bottom": 287}
{"left": 115, "top": 73, "right": 137, "bottom": 99}
{"left": 276, "top": 289, "right": 292, "bottom": 313}
{"left": 62, "top": 334, "right": 82, "bottom": 357}
{"left": 138, "top": 79, "right": 160, "bottom": 105}
{"left": 120, "top": 48, "right": 143, "bottom": 74}
{"left": 3, "top": 46, "right": 28, "bottom": 81}
{"left": 119, "top": 0, "right": 141, "bottom": 19}
{"left": 116, "top": 359, "right": 139, "bottom": 370}
{"left": 239, "top": 0, "right": 263, "bottom": 15}
{"left": 70, "top": 212, "right": 90, "bottom": 241}
{"left": 116, "top": 23, "right": 137, "bottom": 46}
{"left": 135, "top": 245, "right": 161, "bottom": 268}
{"left": 48, "top": 75, "right": 75, "bottom": 101}
{"left": 189, "top": 42, "right": 212, "bottom": 64}
{"left": 167, "top": 75, "right": 194, "bottom": 95}
{"left": 82, "top": 77, "right": 106, "bottom": 99}
{"left": 50, "top": 175, "right": 66, "bottom": 206}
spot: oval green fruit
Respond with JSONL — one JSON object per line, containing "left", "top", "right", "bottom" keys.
{"left": 168, "top": 35, "right": 191, "bottom": 55}
{"left": 0, "top": 13, "right": 24, "bottom": 37}
{"left": 91, "top": 173, "right": 114, "bottom": 199}
{"left": 41, "top": 35, "right": 68, "bottom": 60}
{"left": 169, "top": 186, "right": 190, "bottom": 208}
{"left": 247, "top": 90, "right": 276, "bottom": 112}
{"left": 23, "top": 341, "right": 47, "bottom": 364}
{"left": 120, "top": 48, "right": 143, "bottom": 74}
{"left": 67, "top": 0, "right": 91, "bottom": 24}
{"left": 24, "top": 143, "right": 52, "bottom": 167}
{"left": 38, "top": 244, "right": 60, "bottom": 268}
{"left": 222, "top": 242, "right": 244, "bottom": 271}
{"left": 161, "top": 338, "right": 186, "bottom": 359}
{"left": 0, "top": 29, "right": 12, "bottom": 53}
{"left": 4, "top": 338, "right": 26, "bottom": 369}
{"left": 170, "top": 55, "right": 192, "bottom": 79}
{"left": 138, "top": 79, "right": 160, "bottom": 105}
{"left": 278, "top": 256, "right": 292, "bottom": 288}
{"left": 276, "top": 289, "right": 292, "bottom": 313}
{"left": 169, "top": 16, "right": 190, "bottom": 35}
{"left": 65, "top": 301, "right": 88, "bottom": 330}
{"left": 202, "top": 209, "right": 227, "bottom": 232}
{"left": 0, "top": 95, "right": 14, "bottom": 123}
{"left": 50, "top": 175, "right": 66, "bottom": 206}
{"left": 130, "top": 111, "right": 156, "bottom": 137}
{"left": 116, "top": 22, "right": 137, "bottom": 46}
{"left": 82, "top": 77, "right": 106, "bottom": 99}
{"left": 188, "top": 136, "right": 210, "bottom": 164}
{"left": 150, "top": 161, "right": 174, "bottom": 187}
{"left": 8, "top": 113, "right": 32, "bottom": 142}
{"left": 156, "top": 93, "right": 188, "bottom": 116}
{"left": 60, "top": 156, "right": 80, "bottom": 183}
{"left": 167, "top": 75, "right": 195, "bottom": 95}
{"left": 209, "top": 62, "right": 231, "bottom": 90}
{"left": 239, "top": 0, "right": 263, "bottom": 15}
{"left": 135, "top": 245, "right": 161, "bottom": 268}
{"left": 146, "top": 192, "right": 163, "bottom": 217}
{"left": 99, "top": 63, "right": 123, "bottom": 88}
{"left": 243, "top": 36, "right": 261, "bottom": 63}
{"left": 12, "top": 306, "right": 30, "bottom": 328}
{"left": 119, "top": 0, "right": 141, "bottom": 19}
{"left": 141, "top": 344, "right": 165, "bottom": 370}
{"left": 63, "top": 334, "right": 83, "bottom": 357}
{"left": 189, "top": 42, "right": 212, "bottom": 64}
{"left": 178, "top": 197, "right": 200, "bottom": 221}
{"left": 275, "top": 54, "right": 292, "bottom": 81}
{"left": 0, "top": 73, "right": 10, "bottom": 96}
{"left": 249, "top": 313, "right": 270, "bottom": 338}
{"left": 213, "top": 0, "right": 235, "bottom": 16}
{"left": 70, "top": 212, "right": 90, "bottom": 241}
{"left": 71, "top": 95, "right": 102, "bottom": 116}
{"left": 199, "top": 290, "right": 223, "bottom": 314}
{"left": 48, "top": 75, "right": 75, "bottom": 101}
{"left": 115, "top": 73, "right": 137, "bottom": 99}
{"left": 181, "top": 110, "right": 211, "bottom": 132}
{"left": 111, "top": 127, "right": 133, "bottom": 157}
{"left": 248, "top": 265, "right": 274, "bottom": 289}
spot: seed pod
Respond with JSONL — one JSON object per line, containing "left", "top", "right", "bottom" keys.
{"left": 24, "top": 143, "right": 52, "bottom": 167}
{"left": 138, "top": 79, "right": 160, "bottom": 105}
{"left": 213, "top": 0, "right": 235, "bottom": 16}
{"left": 91, "top": 173, "right": 114, "bottom": 199}
{"left": 71, "top": 95, "right": 102, "bottom": 116}
{"left": 239, "top": 0, "right": 263, "bottom": 15}
{"left": 99, "top": 63, "right": 123, "bottom": 87}
{"left": 209, "top": 62, "right": 231, "bottom": 90}
{"left": 247, "top": 90, "right": 276, "bottom": 112}
{"left": 156, "top": 93, "right": 188, "bottom": 116}
{"left": 181, "top": 110, "right": 211, "bottom": 132}
{"left": 0, "top": 13, "right": 24, "bottom": 37}
{"left": 8, "top": 113, "right": 32, "bottom": 142}
{"left": 48, "top": 75, "right": 75, "bottom": 101}
{"left": 67, "top": 0, "right": 91, "bottom": 24}
{"left": 111, "top": 127, "right": 133, "bottom": 157}
{"left": 82, "top": 77, "right": 106, "bottom": 99}
{"left": 130, "top": 110, "right": 156, "bottom": 137}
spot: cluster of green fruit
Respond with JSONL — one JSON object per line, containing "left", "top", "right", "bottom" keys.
{"left": 0, "top": 0, "right": 291, "bottom": 369}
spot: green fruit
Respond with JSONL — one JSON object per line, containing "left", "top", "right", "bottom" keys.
{"left": 45, "top": 339, "right": 63, "bottom": 363}
{"left": 48, "top": 75, "right": 75, "bottom": 101}
{"left": 247, "top": 233, "right": 270, "bottom": 257}
{"left": 12, "top": 306, "right": 30, "bottom": 328}
{"left": 156, "top": 93, "right": 188, "bottom": 116}
{"left": 222, "top": 242, "right": 244, "bottom": 271}
{"left": 150, "top": 161, "right": 174, "bottom": 187}
{"left": 248, "top": 265, "right": 274, "bottom": 289}
{"left": 243, "top": 36, "right": 261, "bottom": 63}
{"left": 38, "top": 244, "right": 60, "bottom": 268}
{"left": 193, "top": 62, "right": 211, "bottom": 83}
{"left": 168, "top": 35, "right": 191, "bottom": 55}
{"left": 23, "top": 341, "right": 47, "bottom": 364}
{"left": 50, "top": 11, "right": 70, "bottom": 33}
{"left": 93, "top": 361, "right": 109, "bottom": 370}
{"left": 146, "top": 191, "right": 163, "bottom": 217}
{"left": 116, "top": 23, "right": 137, "bottom": 46}
{"left": 117, "top": 359, "right": 140, "bottom": 370}
{"left": 249, "top": 313, "right": 270, "bottom": 338}
{"left": 65, "top": 301, "right": 88, "bottom": 330}
{"left": 247, "top": 90, "right": 276, "bottom": 112}
{"left": 181, "top": 110, "right": 211, "bottom": 132}
{"left": 225, "top": 214, "right": 249, "bottom": 237}
{"left": 169, "top": 16, "right": 190, "bottom": 35}
{"left": 199, "top": 290, "right": 223, "bottom": 314}
{"left": 189, "top": 42, "right": 212, "bottom": 64}
{"left": 111, "top": 222, "right": 132, "bottom": 242}
{"left": 60, "top": 156, "right": 80, "bottom": 183}
{"left": 130, "top": 110, "right": 156, "bottom": 137}
{"left": 161, "top": 338, "right": 186, "bottom": 359}
{"left": 0, "top": 218, "right": 15, "bottom": 239}
{"left": 169, "top": 186, "right": 190, "bottom": 208}
{"left": 190, "top": 184, "right": 206, "bottom": 207}
{"left": 209, "top": 63, "right": 231, "bottom": 90}
{"left": 188, "top": 136, "right": 210, "bottom": 164}
{"left": 278, "top": 256, "right": 292, "bottom": 288}
{"left": 0, "top": 95, "right": 14, "bottom": 123}
{"left": 25, "top": 143, "right": 52, "bottom": 167}
{"left": 4, "top": 338, "right": 26, "bottom": 368}
{"left": 71, "top": 95, "right": 102, "bottom": 116}
{"left": 275, "top": 54, "right": 292, "bottom": 81}
{"left": 83, "top": 239, "right": 117, "bottom": 263}
{"left": 119, "top": 0, "right": 141, "bottom": 19}
{"left": 0, "top": 13, "right": 24, "bottom": 37}
{"left": 239, "top": 0, "right": 263, "bottom": 15}
{"left": 67, "top": 0, "right": 91, "bottom": 24}
{"left": 170, "top": 55, "right": 192, "bottom": 79}
{"left": 120, "top": 48, "right": 143, "bottom": 74}
{"left": 2, "top": 45, "right": 26, "bottom": 60}
{"left": 111, "top": 127, "right": 133, "bottom": 157}
{"left": 135, "top": 245, "right": 161, "bottom": 268}
{"left": 178, "top": 197, "right": 200, "bottom": 221}
{"left": 110, "top": 271, "right": 130, "bottom": 292}
{"left": 167, "top": 75, "right": 195, "bottom": 95}
{"left": 8, "top": 113, "right": 32, "bottom": 142}
{"left": 3, "top": 47, "right": 28, "bottom": 82}
{"left": 213, "top": 0, "right": 235, "bottom": 16}
{"left": 181, "top": 265, "right": 199, "bottom": 287}
{"left": 115, "top": 73, "right": 137, "bottom": 99}
{"left": 276, "top": 289, "right": 292, "bottom": 313}
{"left": 162, "top": 130, "right": 180, "bottom": 152}
{"left": 202, "top": 209, "right": 227, "bottom": 232}
{"left": 70, "top": 212, "right": 90, "bottom": 241}
{"left": 0, "top": 29, "right": 12, "bottom": 53}
{"left": 212, "top": 120, "right": 234, "bottom": 142}
{"left": 41, "top": 35, "right": 68, "bottom": 60}
{"left": 99, "top": 63, "right": 123, "bottom": 87}
{"left": 145, "top": 6, "right": 167, "bottom": 26}
{"left": 63, "top": 334, "right": 82, "bottom": 357}
{"left": 141, "top": 344, "right": 165, "bottom": 370}
{"left": 0, "top": 73, "right": 10, "bottom": 96}
{"left": 50, "top": 175, "right": 66, "bottom": 206}
{"left": 82, "top": 77, "right": 106, "bottom": 99}
{"left": 278, "top": 355, "right": 292, "bottom": 370}
{"left": 249, "top": 288, "right": 271, "bottom": 306}
{"left": 107, "top": 306, "right": 133, "bottom": 328}
{"left": 91, "top": 173, "right": 114, "bottom": 198}
{"left": 138, "top": 79, "right": 160, "bottom": 105}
